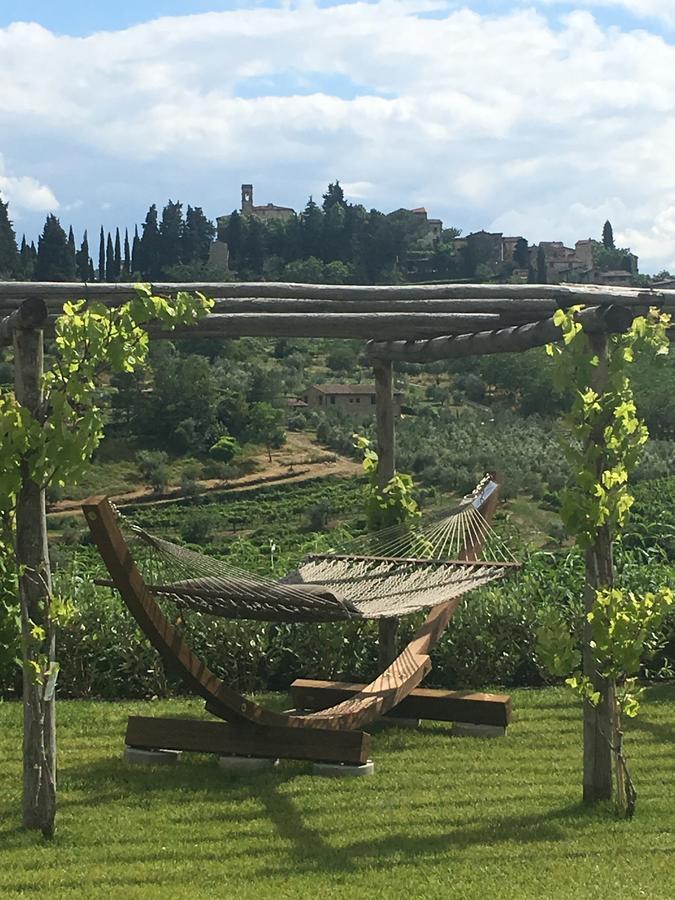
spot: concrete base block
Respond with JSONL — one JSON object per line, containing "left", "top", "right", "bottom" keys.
{"left": 124, "top": 746, "right": 181, "bottom": 765}
{"left": 452, "top": 722, "right": 506, "bottom": 738}
{"left": 218, "top": 755, "right": 279, "bottom": 773}
{"left": 312, "top": 759, "right": 375, "bottom": 778}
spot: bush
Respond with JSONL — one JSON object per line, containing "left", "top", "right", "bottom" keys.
{"left": 209, "top": 435, "right": 241, "bottom": 463}
{"left": 180, "top": 508, "right": 220, "bottom": 545}
{"left": 136, "top": 450, "right": 169, "bottom": 494}
{"left": 181, "top": 466, "right": 201, "bottom": 497}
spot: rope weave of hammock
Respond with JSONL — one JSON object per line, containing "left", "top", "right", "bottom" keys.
{"left": 123, "top": 476, "right": 517, "bottom": 622}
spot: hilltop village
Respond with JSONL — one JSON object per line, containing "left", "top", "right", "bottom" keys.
{"left": 0, "top": 181, "right": 646, "bottom": 287}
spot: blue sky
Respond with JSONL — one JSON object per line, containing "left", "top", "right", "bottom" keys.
{"left": 1, "top": 1, "right": 675, "bottom": 271}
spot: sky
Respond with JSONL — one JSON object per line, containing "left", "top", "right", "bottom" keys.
{"left": 1, "top": 1, "right": 675, "bottom": 272}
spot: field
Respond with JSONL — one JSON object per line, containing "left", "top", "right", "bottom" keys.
{"left": 0, "top": 687, "right": 674, "bottom": 899}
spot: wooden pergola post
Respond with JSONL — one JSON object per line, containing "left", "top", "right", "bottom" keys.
{"left": 12, "top": 303, "right": 56, "bottom": 835}
{"left": 582, "top": 331, "right": 615, "bottom": 802}
{"left": 373, "top": 358, "right": 398, "bottom": 670}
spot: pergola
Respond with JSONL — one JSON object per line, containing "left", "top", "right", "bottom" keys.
{"left": 1, "top": 278, "right": 673, "bottom": 826}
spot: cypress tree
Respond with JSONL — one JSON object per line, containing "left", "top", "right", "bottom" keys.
{"left": 131, "top": 225, "right": 140, "bottom": 275}
{"left": 183, "top": 205, "right": 215, "bottom": 264}
{"left": 98, "top": 227, "right": 105, "bottom": 280}
{"left": 602, "top": 220, "right": 615, "bottom": 249}
{"left": 67, "top": 225, "right": 77, "bottom": 273}
{"left": 114, "top": 227, "right": 121, "bottom": 279}
{"left": 224, "top": 210, "right": 243, "bottom": 267}
{"left": 35, "top": 214, "right": 77, "bottom": 281}
{"left": 159, "top": 200, "right": 184, "bottom": 274}
{"left": 138, "top": 205, "right": 161, "bottom": 278}
{"left": 19, "top": 235, "right": 33, "bottom": 278}
{"left": 123, "top": 228, "right": 131, "bottom": 278}
{"left": 0, "top": 196, "right": 19, "bottom": 276}
{"left": 76, "top": 230, "right": 90, "bottom": 281}
{"left": 105, "top": 233, "right": 115, "bottom": 281}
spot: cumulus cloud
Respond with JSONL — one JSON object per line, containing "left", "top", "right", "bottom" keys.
{"left": 531, "top": 1, "right": 675, "bottom": 27}
{"left": 1, "top": 2, "right": 675, "bottom": 269}
{"left": 0, "top": 154, "right": 59, "bottom": 213}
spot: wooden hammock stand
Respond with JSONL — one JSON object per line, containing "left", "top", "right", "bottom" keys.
{"left": 3, "top": 280, "right": 671, "bottom": 775}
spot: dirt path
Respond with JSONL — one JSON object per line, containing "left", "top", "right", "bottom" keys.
{"left": 50, "top": 432, "right": 362, "bottom": 516}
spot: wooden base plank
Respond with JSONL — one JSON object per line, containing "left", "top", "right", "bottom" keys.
{"left": 125, "top": 716, "right": 371, "bottom": 765}
{"left": 291, "top": 679, "right": 512, "bottom": 727}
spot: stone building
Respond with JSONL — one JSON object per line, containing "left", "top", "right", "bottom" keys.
{"left": 410, "top": 207, "right": 443, "bottom": 245}
{"left": 532, "top": 239, "right": 639, "bottom": 285}
{"left": 303, "top": 383, "right": 403, "bottom": 417}
{"left": 216, "top": 184, "right": 296, "bottom": 234}
{"left": 239, "top": 184, "right": 295, "bottom": 221}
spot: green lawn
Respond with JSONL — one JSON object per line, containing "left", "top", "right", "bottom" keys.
{"left": 0, "top": 687, "right": 673, "bottom": 899}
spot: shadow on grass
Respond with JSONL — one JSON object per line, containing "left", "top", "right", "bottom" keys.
{"left": 27, "top": 751, "right": 611, "bottom": 879}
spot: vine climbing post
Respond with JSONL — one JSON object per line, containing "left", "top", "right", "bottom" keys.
{"left": 374, "top": 357, "right": 398, "bottom": 669}
{"left": 582, "top": 330, "right": 614, "bottom": 802}
{"left": 13, "top": 304, "right": 56, "bottom": 835}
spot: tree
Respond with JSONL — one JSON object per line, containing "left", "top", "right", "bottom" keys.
{"left": 34, "top": 215, "right": 77, "bottom": 281}
{"left": 113, "top": 228, "right": 122, "bottom": 279}
{"left": 0, "top": 285, "right": 213, "bottom": 835}
{"left": 19, "top": 236, "right": 36, "bottom": 279}
{"left": 0, "top": 196, "right": 19, "bottom": 277}
{"left": 245, "top": 402, "right": 285, "bottom": 461}
{"left": 98, "top": 227, "right": 105, "bottom": 280}
{"left": 138, "top": 204, "right": 162, "bottom": 279}
{"left": 67, "top": 226, "right": 77, "bottom": 274}
{"left": 131, "top": 225, "right": 140, "bottom": 275}
{"left": 223, "top": 210, "right": 243, "bottom": 268}
{"left": 183, "top": 205, "right": 215, "bottom": 264}
{"left": 300, "top": 196, "right": 324, "bottom": 259}
{"left": 159, "top": 200, "right": 184, "bottom": 274}
{"left": 322, "top": 180, "right": 345, "bottom": 212}
{"left": 122, "top": 228, "right": 131, "bottom": 279}
{"left": 105, "top": 233, "right": 115, "bottom": 281}
{"left": 136, "top": 450, "right": 169, "bottom": 494}
{"left": 603, "top": 220, "right": 615, "bottom": 250}
{"left": 240, "top": 216, "right": 266, "bottom": 277}
{"left": 75, "top": 230, "right": 90, "bottom": 282}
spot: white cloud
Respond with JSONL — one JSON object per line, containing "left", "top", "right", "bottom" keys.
{"left": 531, "top": 1, "right": 675, "bottom": 27}
{"left": 1, "top": 3, "right": 675, "bottom": 269}
{"left": 0, "top": 154, "right": 59, "bottom": 213}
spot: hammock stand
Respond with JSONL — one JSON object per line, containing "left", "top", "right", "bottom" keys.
{"left": 82, "top": 474, "right": 508, "bottom": 767}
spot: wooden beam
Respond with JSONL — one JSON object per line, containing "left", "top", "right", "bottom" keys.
{"left": 290, "top": 679, "right": 512, "bottom": 727}
{"left": 374, "top": 358, "right": 399, "bottom": 670}
{"left": 39, "top": 312, "right": 503, "bottom": 341}
{"left": 367, "top": 304, "right": 636, "bottom": 362}
{"left": 0, "top": 280, "right": 668, "bottom": 307}
{"left": 125, "top": 716, "right": 371, "bottom": 765}
{"left": 0, "top": 297, "right": 48, "bottom": 345}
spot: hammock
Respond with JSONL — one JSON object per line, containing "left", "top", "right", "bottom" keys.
{"left": 116, "top": 475, "right": 518, "bottom": 623}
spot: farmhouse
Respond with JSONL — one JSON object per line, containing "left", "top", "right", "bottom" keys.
{"left": 303, "top": 383, "right": 403, "bottom": 416}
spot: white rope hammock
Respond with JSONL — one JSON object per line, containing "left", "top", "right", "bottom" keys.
{"left": 116, "top": 476, "right": 518, "bottom": 622}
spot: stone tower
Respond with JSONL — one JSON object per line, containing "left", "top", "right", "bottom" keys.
{"left": 241, "top": 184, "right": 253, "bottom": 215}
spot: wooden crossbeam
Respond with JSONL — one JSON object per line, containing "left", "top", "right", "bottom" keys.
{"left": 0, "top": 280, "right": 668, "bottom": 308}
{"left": 125, "top": 715, "right": 371, "bottom": 765}
{"left": 291, "top": 679, "right": 512, "bottom": 727}
{"left": 367, "top": 304, "right": 636, "bottom": 362}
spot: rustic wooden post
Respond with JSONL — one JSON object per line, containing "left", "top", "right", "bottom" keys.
{"left": 373, "top": 358, "right": 398, "bottom": 670}
{"left": 13, "top": 306, "right": 56, "bottom": 835}
{"left": 582, "top": 331, "right": 615, "bottom": 803}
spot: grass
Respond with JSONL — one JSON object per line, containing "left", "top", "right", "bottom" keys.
{"left": 1, "top": 687, "right": 674, "bottom": 899}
